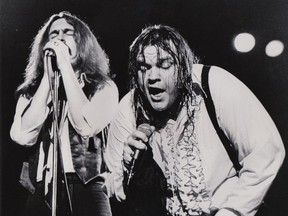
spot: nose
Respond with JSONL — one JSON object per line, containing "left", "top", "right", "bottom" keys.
{"left": 148, "top": 66, "right": 161, "bottom": 83}
{"left": 57, "top": 30, "right": 65, "bottom": 42}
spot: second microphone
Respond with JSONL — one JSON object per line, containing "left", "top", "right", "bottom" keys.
{"left": 127, "top": 123, "right": 154, "bottom": 186}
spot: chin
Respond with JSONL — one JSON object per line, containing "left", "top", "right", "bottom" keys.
{"left": 151, "top": 104, "right": 168, "bottom": 112}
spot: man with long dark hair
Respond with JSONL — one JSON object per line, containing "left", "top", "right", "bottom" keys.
{"left": 10, "top": 11, "right": 118, "bottom": 216}
{"left": 105, "top": 25, "right": 285, "bottom": 216}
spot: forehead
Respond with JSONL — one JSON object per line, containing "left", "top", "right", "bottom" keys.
{"left": 137, "top": 45, "right": 173, "bottom": 62}
{"left": 49, "top": 18, "right": 74, "bottom": 33}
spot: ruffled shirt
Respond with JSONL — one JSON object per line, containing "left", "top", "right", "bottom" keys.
{"left": 104, "top": 64, "right": 285, "bottom": 216}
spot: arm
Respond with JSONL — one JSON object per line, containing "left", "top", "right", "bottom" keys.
{"left": 209, "top": 66, "right": 285, "bottom": 216}
{"left": 72, "top": 80, "right": 119, "bottom": 137}
{"left": 21, "top": 58, "right": 52, "bottom": 131}
{"left": 10, "top": 57, "right": 53, "bottom": 146}
{"left": 104, "top": 91, "right": 137, "bottom": 200}
{"left": 10, "top": 95, "right": 49, "bottom": 146}
{"left": 44, "top": 39, "right": 119, "bottom": 137}
{"left": 45, "top": 39, "right": 91, "bottom": 132}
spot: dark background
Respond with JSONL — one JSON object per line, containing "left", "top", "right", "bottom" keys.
{"left": 1, "top": 0, "right": 288, "bottom": 215}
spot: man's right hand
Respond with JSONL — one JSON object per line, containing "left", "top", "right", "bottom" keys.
{"left": 122, "top": 125, "right": 155, "bottom": 167}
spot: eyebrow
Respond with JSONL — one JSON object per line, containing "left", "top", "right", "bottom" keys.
{"left": 49, "top": 28, "right": 74, "bottom": 35}
{"left": 137, "top": 54, "right": 173, "bottom": 61}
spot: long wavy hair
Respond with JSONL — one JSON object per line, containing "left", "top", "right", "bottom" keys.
{"left": 128, "top": 25, "right": 199, "bottom": 122}
{"left": 16, "top": 11, "right": 110, "bottom": 99}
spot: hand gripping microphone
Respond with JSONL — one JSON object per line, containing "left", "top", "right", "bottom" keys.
{"left": 44, "top": 49, "right": 56, "bottom": 57}
{"left": 127, "top": 123, "right": 153, "bottom": 186}
{"left": 44, "top": 49, "right": 58, "bottom": 72}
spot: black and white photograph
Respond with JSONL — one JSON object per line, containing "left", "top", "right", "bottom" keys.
{"left": 1, "top": 0, "right": 288, "bottom": 216}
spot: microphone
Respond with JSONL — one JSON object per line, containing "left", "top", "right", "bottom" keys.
{"left": 44, "top": 49, "right": 56, "bottom": 57}
{"left": 127, "top": 123, "right": 153, "bottom": 186}
{"left": 44, "top": 49, "right": 58, "bottom": 72}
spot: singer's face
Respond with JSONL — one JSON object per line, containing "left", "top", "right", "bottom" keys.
{"left": 48, "top": 18, "right": 78, "bottom": 64}
{"left": 136, "top": 45, "right": 179, "bottom": 112}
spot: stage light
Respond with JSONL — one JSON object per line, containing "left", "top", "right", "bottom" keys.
{"left": 265, "top": 40, "right": 284, "bottom": 57}
{"left": 234, "top": 33, "right": 255, "bottom": 53}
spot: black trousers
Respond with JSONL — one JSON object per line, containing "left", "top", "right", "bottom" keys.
{"left": 24, "top": 173, "right": 112, "bottom": 216}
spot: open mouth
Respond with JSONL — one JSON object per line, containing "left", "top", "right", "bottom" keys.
{"left": 148, "top": 87, "right": 165, "bottom": 96}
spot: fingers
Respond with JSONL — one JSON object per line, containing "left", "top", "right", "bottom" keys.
{"left": 131, "top": 129, "right": 151, "bottom": 143}
{"left": 122, "top": 129, "right": 150, "bottom": 166}
{"left": 43, "top": 39, "right": 70, "bottom": 59}
{"left": 43, "top": 40, "right": 72, "bottom": 73}
{"left": 122, "top": 143, "right": 134, "bottom": 165}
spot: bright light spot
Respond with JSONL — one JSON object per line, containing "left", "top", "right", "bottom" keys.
{"left": 234, "top": 33, "right": 255, "bottom": 53}
{"left": 265, "top": 40, "right": 284, "bottom": 57}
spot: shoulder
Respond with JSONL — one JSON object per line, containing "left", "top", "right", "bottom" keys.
{"left": 104, "top": 79, "right": 118, "bottom": 92}
{"left": 115, "top": 90, "right": 136, "bottom": 121}
{"left": 209, "top": 65, "right": 241, "bottom": 85}
{"left": 95, "top": 79, "right": 119, "bottom": 97}
{"left": 207, "top": 66, "right": 251, "bottom": 99}
{"left": 192, "top": 64, "right": 236, "bottom": 83}
{"left": 192, "top": 64, "right": 245, "bottom": 91}
{"left": 191, "top": 64, "right": 204, "bottom": 84}
{"left": 111, "top": 90, "right": 136, "bottom": 128}
{"left": 89, "top": 79, "right": 119, "bottom": 106}
{"left": 119, "top": 90, "right": 134, "bottom": 110}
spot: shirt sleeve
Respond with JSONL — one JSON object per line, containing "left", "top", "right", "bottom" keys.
{"left": 104, "top": 91, "right": 136, "bottom": 201}
{"left": 10, "top": 96, "right": 49, "bottom": 146}
{"left": 209, "top": 66, "right": 285, "bottom": 216}
{"left": 69, "top": 80, "right": 119, "bottom": 137}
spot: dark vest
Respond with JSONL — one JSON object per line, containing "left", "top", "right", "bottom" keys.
{"left": 19, "top": 91, "right": 108, "bottom": 194}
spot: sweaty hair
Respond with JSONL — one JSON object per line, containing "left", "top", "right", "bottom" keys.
{"left": 16, "top": 11, "right": 110, "bottom": 98}
{"left": 128, "top": 25, "right": 199, "bottom": 121}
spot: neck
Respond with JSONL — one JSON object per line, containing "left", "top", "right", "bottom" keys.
{"left": 138, "top": 92, "right": 182, "bottom": 129}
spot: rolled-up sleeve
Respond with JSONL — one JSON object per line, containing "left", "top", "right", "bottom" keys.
{"left": 10, "top": 96, "right": 49, "bottom": 146}
{"left": 69, "top": 80, "right": 119, "bottom": 137}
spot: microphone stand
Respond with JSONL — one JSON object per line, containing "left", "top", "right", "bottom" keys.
{"left": 46, "top": 54, "right": 60, "bottom": 216}
{"left": 52, "top": 72, "right": 59, "bottom": 216}
{"left": 45, "top": 53, "right": 74, "bottom": 216}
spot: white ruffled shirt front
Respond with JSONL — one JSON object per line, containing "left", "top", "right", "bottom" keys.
{"left": 104, "top": 64, "right": 285, "bottom": 216}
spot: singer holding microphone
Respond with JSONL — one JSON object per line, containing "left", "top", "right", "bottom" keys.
{"left": 10, "top": 11, "right": 118, "bottom": 216}
{"left": 104, "top": 25, "right": 285, "bottom": 216}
